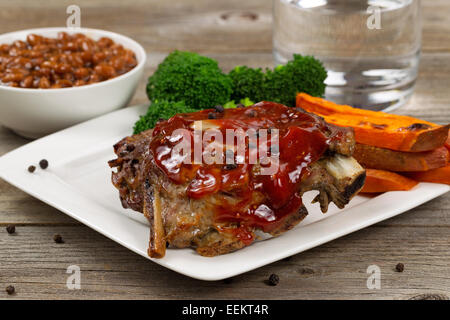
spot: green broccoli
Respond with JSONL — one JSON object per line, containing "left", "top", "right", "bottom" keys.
{"left": 228, "top": 54, "right": 327, "bottom": 107}
{"left": 146, "top": 51, "right": 233, "bottom": 109}
{"left": 263, "top": 54, "right": 327, "bottom": 107}
{"left": 228, "top": 66, "right": 265, "bottom": 103}
{"left": 133, "top": 100, "right": 197, "bottom": 134}
{"left": 223, "top": 97, "right": 255, "bottom": 109}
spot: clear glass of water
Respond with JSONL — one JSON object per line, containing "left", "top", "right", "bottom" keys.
{"left": 273, "top": 0, "right": 422, "bottom": 111}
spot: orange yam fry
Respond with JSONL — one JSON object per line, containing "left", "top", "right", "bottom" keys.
{"left": 361, "top": 169, "right": 419, "bottom": 193}
{"left": 354, "top": 144, "right": 449, "bottom": 172}
{"left": 445, "top": 130, "right": 450, "bottom": 151}
{"left": 296, "top": 93, "right": 450, "bottom": 152}
{"left": 403, "top": 165, "right": 450, "bottom": 185}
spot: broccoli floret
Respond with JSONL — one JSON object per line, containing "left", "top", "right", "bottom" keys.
{"left": 223, "top": 97, "right": 255, "bottom": 109}
{"left": 133, "top": 100, "right": 196, "bottom": 134}
{"left": 228, "top": 66, "right": 265, "bottom": 103}
{"left": 146, "top": 51, "right": 232, "bottom": 109}
{"left": 263, "top": 54, "right": 327, "bottom": 106}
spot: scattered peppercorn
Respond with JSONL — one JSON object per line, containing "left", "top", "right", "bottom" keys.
{"left": 267, "top": 273, "right": 279, "bottom": 286}
{"left": 126, "top": 144, "right": 135, "bottom": 152}
{"left": 208, "top": 112, "right": 217, "bottom": 119}
{"left": 6, "top": 225, "right": 15, "bottom": 234}
{"left": 395, "top": 263, "right": 404, "bottom": 272}
{"left": 53, "top": 234, "right": 64, "bottom": 243}
{"left": 28, "top": 165, "right": 36, "bottom": 173}
{"left": 224, "top": 164, "right": 237, "bottom": 170}
{"left": 39, "top": 159, "right": 49, "bottom": 169}
{"left": 214, "top": 105, "right": 224, "bottom": 113}
{"left": 5, "top": 285, "right": 15, "bottom": 295}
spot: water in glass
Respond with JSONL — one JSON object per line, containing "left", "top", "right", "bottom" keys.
{"left": 273, "top": 0, "right": 421, "bottom": 111}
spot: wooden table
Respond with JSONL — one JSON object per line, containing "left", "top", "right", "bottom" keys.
{"left": 0, "top": 0, "right": 449, "bottom": 300}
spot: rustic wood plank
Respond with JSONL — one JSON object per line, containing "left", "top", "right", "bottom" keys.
{"left": 0, "top": 0, "right": 448, "bottom": 54}
{"left": 0, "top": 0, "right": 449, "bottom": 300}
{"left": 1, "top": 225, "right": 448, "bottom": 299}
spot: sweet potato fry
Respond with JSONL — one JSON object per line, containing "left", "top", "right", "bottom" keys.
{"left": 445, "top": 130, "right": 450, "bottom": 151}
{"left": 403, "top": 165, "right": 450, "bottom": 185}
{"left": 354, "top": 144, "right": 449, "bottom": 172}
{"left": 361, "top": 169, "right": 418, "bottom": 193}
{"left": 296, "top": 93, "right": 450, "bottom": 152}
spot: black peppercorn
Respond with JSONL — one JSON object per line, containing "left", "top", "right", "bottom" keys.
{"left": 53, "top": 234, "right": 64, "bottom": 243}
{"left": 6, "top": 225, "right": 15, "bottom": 234}
{"left": 208, "top": 112, "right": 217, "bottom": 119}
{"left": 39, "top": 159, "right": 49, "bottom": 169}
{"left": 267, "top": 273, "right": 279, "bottom": 286}
{"left": 28, "top": 165, "right": 36, "bottom": 173}
{"left": 395, "top": 263, "right": 404, "bottom": 272}
{"left": 5, "top": 285, "right": 15, "bottom": 295}
{"left": 224, "top": 164, "right": 237, "bottom": 170}
{"left": 214, "top": 105, "right": 224, "bottom": 113}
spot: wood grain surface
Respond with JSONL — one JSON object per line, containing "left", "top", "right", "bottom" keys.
{"left": 0, "top": 0, "right": 449, "bottom": 300}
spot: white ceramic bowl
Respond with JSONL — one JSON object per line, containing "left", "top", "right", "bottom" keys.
{"left": 0, "top": 27, "right": 146, "bottom": 138}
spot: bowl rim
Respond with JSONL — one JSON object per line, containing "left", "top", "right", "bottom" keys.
{"left": 0, "top": 27, "right": 147, "bottom": 93}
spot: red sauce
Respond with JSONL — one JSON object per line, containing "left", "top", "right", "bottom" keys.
{"left": 151, "top": 102, "right": 333, "bottom": 238}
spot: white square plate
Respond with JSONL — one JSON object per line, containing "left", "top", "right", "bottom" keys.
{"left": 0, "top": 105, "right": 448, "bottom": 281}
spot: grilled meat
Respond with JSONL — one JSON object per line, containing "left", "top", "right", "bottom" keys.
{"left": 109, "top": 101, "right": 366, "bottom": 257}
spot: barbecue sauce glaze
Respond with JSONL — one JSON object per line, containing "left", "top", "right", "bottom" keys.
{"left": 151, "top": 102, "right": 336, "bottom": 243}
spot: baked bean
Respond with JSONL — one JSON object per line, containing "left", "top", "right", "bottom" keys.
{"left": 74, "top": 79, "right": 86, "bottom": 86}
{"left": 21, "top": 75, "right": 34, "bottom": 88}
{"left": 69, "top": 53, "right": 84, "bottom": 68}
{"left": 94, "top": 63, "right": 115, "bottom": 79}
{"left": 110, "top": 56, "right": 125, "bottom": 71}
{"left": 26, "top": 34, "right": 43, "bottom": 46}
{"left": 92, "top": 52, "right": 106, "bottom": 64}
{"left": 74, "top": 67, "right": 89, "bottom": 80}
{"left": 0, "top": 33, "right": 137, "bottom": 89}
{"left": 89, "top": 73, "right": 101, "bottom": 83}
{"left": 38, "top": 77, "right": 50, "bottom": 88}
{"left": 29, "top": 50, "right": 43, "bottom": 58}
{"left": 80, "top": 51, "right": 93, "bottom": 63}
{"left": 0, "top": 44, "right": 9, "bottom": 53}
{"left": 36, "top": 67, "right": 50, "bottom": 77}
{"left": 2, "top": 72, "right": 24, "bottom": 82}
{"left": 55, "top": 63, "right": 72, "bottom": 74}
{"left": 98, "top": 37, "right": 114, "bottom": 48}
{"left": 12, "top": 40, "right": 27, "bottom": 49}
{"left": 63, "top": 41, "right": 77, "bottom": 51}
{"left": 31, "top": 57, "right": 44, "bottom": 67}
{"left": 56, "top": 79, "right": 73, "bottom": 88}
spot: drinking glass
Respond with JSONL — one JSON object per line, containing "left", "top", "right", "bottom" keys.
{"left": 273, "top": 0, "right": 422, "bottom": 111}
